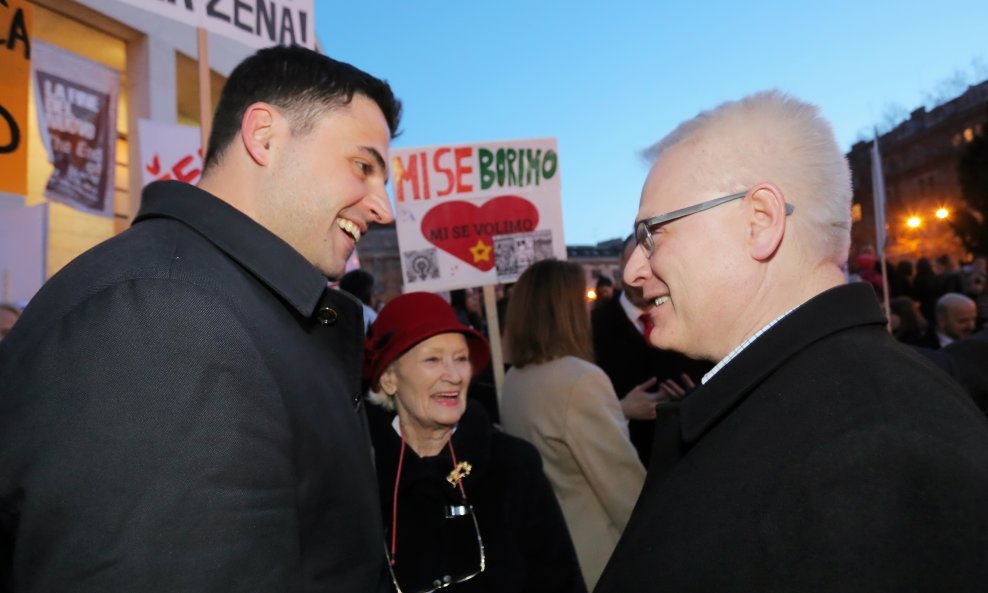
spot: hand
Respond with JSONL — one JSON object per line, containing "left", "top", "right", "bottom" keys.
{"left": 656, "top": 373, "right": 696, "bottom": 402}
{"left": 620, "top": 377, "right": 660, "bottom": 420}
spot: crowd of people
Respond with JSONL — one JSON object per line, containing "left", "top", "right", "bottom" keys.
{"left": 3, "top": 44, "right": 988, "bottom": 593}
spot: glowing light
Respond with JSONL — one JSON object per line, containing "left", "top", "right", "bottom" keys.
{"left": 906, "top": 216, "right": 922, "bottom": 228}
{"left": 935, "top": 208, "right": 949, "bottom": 219}
{"left": 586, "top": 289, "right": 597, "bottom": 301}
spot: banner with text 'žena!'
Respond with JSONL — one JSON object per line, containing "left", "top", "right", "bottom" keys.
{"left": 391, "top": 137, "right": 565, "bottom": 293}
{"left": 114, "top": 0, "right": 315, "bottom": 50}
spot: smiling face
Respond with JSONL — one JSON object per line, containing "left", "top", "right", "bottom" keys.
{"left": 259, "top": 94, "right": 394, "bottom": 279}
{"left": 623, "top": 144, "right": 749, "bottom": 361}
{"left": 382, "top": 333, "right": 472, "bottom": 442}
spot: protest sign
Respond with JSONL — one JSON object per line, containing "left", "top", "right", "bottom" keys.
{"left": 391, "top": 137, "right": 565, "bottom": 293}
{"left": 138, "top": 119, "right": 202, "bottom": 187}
{"left": 33, "top": 41, "right": 119, "bottom": 217}
{"left": 0, "top": 0, "right": 31, "bottom": 196}
{"left": 114, "top": 0, "right": 315, "bottom": 50}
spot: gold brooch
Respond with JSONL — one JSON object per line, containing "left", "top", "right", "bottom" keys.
{"left": 447, "top": 461, "right": 472, "bottom": 486}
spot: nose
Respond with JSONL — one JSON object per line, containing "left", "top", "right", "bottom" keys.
{"left": 623, "top": 242, "right": 650, "bottom": 288}
{"left": 440, "top": 358, "right": 465, "bottom": 384}
{"left": 366, "top": 187, "right": 394, "bottom": 225}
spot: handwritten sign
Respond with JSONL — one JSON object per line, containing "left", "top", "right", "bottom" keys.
{"left": 0, "top": 0, "right": 31, "bottom": 196}
{"left": 391, "top": 137, "right": 565, "bottom": 292}
{"left": 138, "top": 119, "right": 202, "bottom": 187}
{"left": 114, "top": 0, "right": 315, "bottom": 50}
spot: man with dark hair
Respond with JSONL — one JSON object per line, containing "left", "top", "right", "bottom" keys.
{"left": 593, "top": 275, "right": 614, "bottom": 306}
{"left": 0, "top": 45, "right": 400, "bottom": 591}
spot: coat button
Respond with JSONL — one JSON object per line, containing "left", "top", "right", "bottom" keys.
{"left": 317, "top": 306, "right": 339, "bottom": 326}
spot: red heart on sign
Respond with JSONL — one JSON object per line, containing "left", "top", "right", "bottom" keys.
{"left": 420, "top": 196, "right": 539, "bottom": 271}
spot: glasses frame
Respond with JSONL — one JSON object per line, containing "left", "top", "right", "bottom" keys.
{"left": 635, "top": 190, "right": 795, "bottom": 257}
{"left": 384, "top": 503, "right": 486, "bottom": 593}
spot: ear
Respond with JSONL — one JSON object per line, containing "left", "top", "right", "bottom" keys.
{"left": 745, "top": 183, "right": 788, "bottom": 261}
{"left": 379, "top": 366, "right": 398, "bottom": 396}
{"left": 240, "top": 102, "right": 277, "bottom": 167}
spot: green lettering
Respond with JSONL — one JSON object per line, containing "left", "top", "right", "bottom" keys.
{"left": 506, "top": 149, "right": 517, "bottom": 186}
{"left": 478, "top": 148, "right": 494, "bottom": 190}
{"left": 541, "top": 149, "right": 558, "bottom": 182}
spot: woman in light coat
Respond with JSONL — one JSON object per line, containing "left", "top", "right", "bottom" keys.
{"left": 500, "top": 259, "right": 646, "bottom": 590}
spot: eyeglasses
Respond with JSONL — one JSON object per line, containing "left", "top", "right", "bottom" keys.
{"left": 384, "top": 503, "right": 486, "bottom": 593}
{"left": 634, "top": 190, "right": 795, "bottom": 257}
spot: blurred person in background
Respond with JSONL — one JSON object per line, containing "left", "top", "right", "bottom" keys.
{"left": 0, "top": 304, "right": 20, "bottom": 342}
{"left": 500, "top": 259, "right": 646, "bottom": 590}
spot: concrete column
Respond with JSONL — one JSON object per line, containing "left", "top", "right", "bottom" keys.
{"left": 124, "top": 34, "right": 176, "bottom": 223}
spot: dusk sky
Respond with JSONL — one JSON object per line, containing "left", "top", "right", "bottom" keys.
{"left": 317, "top": 0, "right": 988, "bottom": 245}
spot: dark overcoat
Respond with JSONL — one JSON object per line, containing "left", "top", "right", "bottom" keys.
{"left": 594, "top": 283, "right": 988, "bottom": 593}
{"left": 0, "top": 181, "right": 389, "bottom": 592}
{"left": 368, "top": 403, "right": 586, "bottom": 593}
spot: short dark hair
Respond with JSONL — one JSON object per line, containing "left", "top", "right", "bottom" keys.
{"left": 595, "top": 275, "right": 613, "bottom": 290}
{"left": 203, "top": 45, "right": 402, "bottom": 172}
{"left": 338, "top": 269, "right": 375, "bottom": 306}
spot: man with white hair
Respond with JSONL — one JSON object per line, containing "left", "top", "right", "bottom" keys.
{"left": 594, "top": 91, "right": 988, "bottom": 592}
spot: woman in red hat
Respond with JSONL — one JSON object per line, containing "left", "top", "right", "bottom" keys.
{"left": 364, "top": 291, "right": 585, "bottom": 593}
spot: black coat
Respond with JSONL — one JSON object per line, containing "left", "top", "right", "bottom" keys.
{"left": 0, "top": 181, "right": 388, "bottom": 592}
{"left": 368, "top": 403, "right": 586, "bottom": 593}
{"left": 595, "top": 283, "right": 988, "bottom": 593}
{"left": 591, "top": 293, "right": 710, "bottom": 464}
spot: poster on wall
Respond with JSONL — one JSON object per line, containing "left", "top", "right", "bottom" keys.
{"left": 32, "top": 41, "right": 120, "bottom": 218}
{"left": 113, "top": 0, "right": 315, "bottom": 50}
{"left": 0, "top": 0, "right": 32, "bottom": 197}
{"left": 138, "top": 119, "right": 202, "bottom": 187}
{"left": 391, "top": 137, "right": 565, "bottom": 293}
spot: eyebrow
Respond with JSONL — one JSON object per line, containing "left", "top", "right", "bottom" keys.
{"left": 359, "top": 146, "right": 388, "bottom": 183}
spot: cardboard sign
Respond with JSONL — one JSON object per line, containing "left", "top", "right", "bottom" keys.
{"left": 391, "top": 137, "right": 565, "bottom": 292}
{"left": 0, "top": 0, "right": 31, "bottom": 196}
{"left": 114, "top": 0, "right": 315, "bottom": 50}
{"left": 138, "top": 119, "right": 202, "bottom": 187}
{"left": 32, "top": 41, "right": 120, "bottom": 217}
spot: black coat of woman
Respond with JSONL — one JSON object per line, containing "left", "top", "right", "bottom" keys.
{"left": 368, "top": 402, "right": 586, "bottom": 593}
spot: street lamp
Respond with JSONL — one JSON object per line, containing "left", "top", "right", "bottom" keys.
{"left": 906, "top": 216, "right": 922, "bottom": 229}
{"left": 935, "top": 208, "right": 949, "bottom": 220}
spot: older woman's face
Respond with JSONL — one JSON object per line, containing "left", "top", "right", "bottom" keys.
{"left": 385, "top": 332, "right": 471, "bottom": 433}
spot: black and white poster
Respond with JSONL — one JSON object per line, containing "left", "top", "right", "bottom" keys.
{"left": 32, "top": 41, "right": 119, "bottom": 217}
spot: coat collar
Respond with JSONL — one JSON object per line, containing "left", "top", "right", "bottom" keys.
{"left": 679, "top": 283, "right": 887, "bottom": 444}
{"left": 133, "top": 180, "right": 329, "bottom": 318}
{"left": 371, "top": 403, "right": 494, "bottom": 501}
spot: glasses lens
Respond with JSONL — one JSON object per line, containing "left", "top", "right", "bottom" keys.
{"left": 636, "top": 222, "right": 653, "bottom": 257}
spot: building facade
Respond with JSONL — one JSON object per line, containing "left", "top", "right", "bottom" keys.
{"left": 848, "top": 80, "right": 988, "bottom": 262}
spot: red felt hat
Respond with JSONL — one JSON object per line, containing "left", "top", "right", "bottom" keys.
{"left": 364, "top": 292, "right": 491, "bottom": 389}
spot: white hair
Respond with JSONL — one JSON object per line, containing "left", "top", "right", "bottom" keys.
{"left": 643, "top": 90, "right": 852, "bottom": 265}
{"left": 366, "top": 387, "right": 396, "bottom": 410}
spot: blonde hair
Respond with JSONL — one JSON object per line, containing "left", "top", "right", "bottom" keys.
{"left": 503, "top": 259, "right": 593, "bottom": 368}
{"left": 644, "top": 90, "right": 852, "bottom": 265}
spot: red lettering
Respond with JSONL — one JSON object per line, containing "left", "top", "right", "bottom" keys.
{"left": 455, "top": 147, "right": 473, "bottom": 193}
{"left": 434, "top": 148, "right": 455, "bottom": 196}
{"left": 393, "top": 153, "right": 420, "bottom": 202}
{"left": 420, "top": 151, "right": 431, "bottom": 199}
